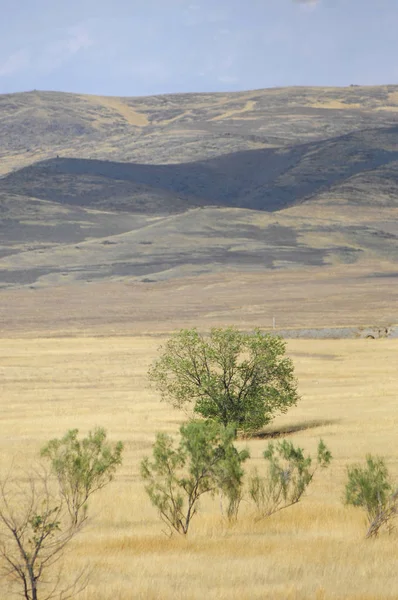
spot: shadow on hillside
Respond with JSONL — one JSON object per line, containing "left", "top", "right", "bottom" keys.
{"left": 253, "top": 418, "right": 339, "bottom": 439}
{"left": 2, "top": 123, "right": 398, "bottom": 213}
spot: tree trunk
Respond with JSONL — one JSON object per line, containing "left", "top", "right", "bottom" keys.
{"left": 28, "top": 566, "right": 38, "bottom": 600}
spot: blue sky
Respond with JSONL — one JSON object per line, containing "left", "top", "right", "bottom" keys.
{"left": 0, "top": 0, "right": 397, "bottom": 96}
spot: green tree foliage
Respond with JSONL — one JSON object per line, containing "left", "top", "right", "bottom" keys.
{"left": 345, "top": 455, "right": 398, "bottom": 538}
{"left": 141, "top": 421, "right": 249, "bottom": 535}
{"left": 41, "top": 428, "right": 123, "bottom": 525}
{"left": 148, "top": 327, "right": 299, "bottom": 434}
{"left": 249, "top": 439, "right": 332, "bottom": 519}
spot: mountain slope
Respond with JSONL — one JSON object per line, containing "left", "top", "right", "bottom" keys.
{"left": 0, "top": 85, "right": 398, "bottom": 291}
{"left": 1, "top": 124, "right": 398, "bottom": 215}
{"left": 2, "top": 85, "right": 398, "bottom": 176}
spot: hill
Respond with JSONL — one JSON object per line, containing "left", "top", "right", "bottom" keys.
{"left": 0, "top": 85, "right": 397, "bottom": 332}
{"left": 2, "top": 85, "right": 398, "bottom": 176}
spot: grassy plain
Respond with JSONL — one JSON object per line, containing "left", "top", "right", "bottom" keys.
{"left": 0, "top": 335, "right": 397, "bottom": 599}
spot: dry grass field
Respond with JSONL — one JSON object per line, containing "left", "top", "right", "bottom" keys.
{"left": 1, "top": 334, "right": 397, "bottom": 599}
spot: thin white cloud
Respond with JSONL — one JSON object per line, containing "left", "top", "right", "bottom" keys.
{"left": 0, "top": 49, "right": 30, "bottom": 77}
{"left": 64, "top": 24, "right": 93, "bottom": 55}
{"left": 218, "top": 75, "right": 238, "bottom": 84}
{"left": 0, "top": 23, "right": 94, "bottom": 79}
{"left": 295, "top": 0, "right": 320, "bottom": 11}
{"left": 39, "top": 24, "right": 94, "bottom": 73}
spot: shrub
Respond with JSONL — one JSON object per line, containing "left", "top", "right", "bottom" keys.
{"left": 345, "top": 454, "right": 398, "bottom": 538}
{"left": 0, "top": 428, "right": 123, "bottom": 600}
{"left": 0, "top": 469, "right": 88, "bottom": 600}
{"left": 141, "top": 420, "right": 249, "bottom": 535}
{"left": 41, "top": 428, "right": 123, "bottom": 525}
{"left": 248, "top": 439, "right": 332, "bottom": 519}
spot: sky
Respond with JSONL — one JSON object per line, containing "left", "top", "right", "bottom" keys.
{"left": 0, "top": 0, "right": 397, "bottom": 96}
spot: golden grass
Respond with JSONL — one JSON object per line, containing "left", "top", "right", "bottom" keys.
{"left": 0, "top": 336, "right": 398, "bottom": 598}
{"left": 209, "top": 100, "right": 257, "bottom": 122}
{"left": 309, "top": 100, "right": 364, "bottom": 110}
{"left": 82, "top": 95, "right": 150, "bottom": 127}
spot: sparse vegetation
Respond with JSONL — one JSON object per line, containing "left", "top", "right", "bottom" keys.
{"left": 141, "top": 420, "right": 249, "bottom": 534}
{"left": 148, "top": 327, "right": 300, "bottom": 435}
{"left": 248, "top": 439, "right": 332, "bottom": 519}
{"left": 345, "top": 455, "right": 398, "bottom": 538}
{"left": 2, "top": 64, "right": 398, "bottom": 600}
{"left": 0, "top": 468, "right": 88, "bottom": 600}
{"left": 41, "top": 428, "right": 124, "bottom": 526}
{"left": 0, "top": 428, "right": 123, "bottom": 600}
{"left": 0, "top": 335, "right": 397, "bottom": 599}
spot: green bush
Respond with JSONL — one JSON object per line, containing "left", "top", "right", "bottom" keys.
{"left": 345, "top": 454, "right": 398, "bottom": 537}
{"left": 141, "top": 420, "right": 249, "bottom": 535}
{"left": 41, "top": 427, "right": 123, "bottom": 524}
{"left": 249, "top": 439, "right": 332, "bottom": 519}
{"left": 0, "top": 428, "right": 123, "bottom": 600}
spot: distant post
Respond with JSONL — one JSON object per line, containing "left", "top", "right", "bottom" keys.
{"left": 272, "top": 317, "right": 276, "bottom": 330}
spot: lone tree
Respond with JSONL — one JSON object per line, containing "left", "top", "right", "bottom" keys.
{"left": 148, "top": 327, "right": 299, "bottom": 435}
